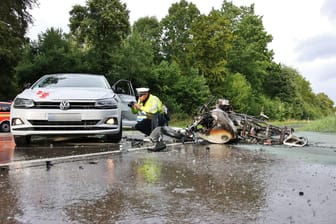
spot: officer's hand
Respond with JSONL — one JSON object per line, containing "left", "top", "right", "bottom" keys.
{"left": 134, "top": 103, "right": 140, "bottom": 110}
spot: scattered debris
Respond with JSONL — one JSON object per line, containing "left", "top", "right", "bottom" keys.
{"left": 46, "top": 161, "right": 53, "bottom": 170}
{"left": 162, "top": 98, "right": 308, "bottom": 147}
{"left": 172, "top": 187, "right": 195, "bottom": 194}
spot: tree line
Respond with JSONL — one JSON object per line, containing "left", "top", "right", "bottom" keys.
{"left": 1, "top": 0, "right": 335, "bottom": 120}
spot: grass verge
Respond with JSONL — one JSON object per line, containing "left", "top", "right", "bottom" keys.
{"left": 299, "top": 116, "right": 336, "bottom": 133}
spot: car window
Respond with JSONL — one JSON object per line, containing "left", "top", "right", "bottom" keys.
{"left": 113, "top": 80, "right": 135, "bottom": 96}
{"left": 32, "top": 75, "right": 111, "bottom": 89}
{"left": 0, "top": 104, "right": 10, "bottom": 112}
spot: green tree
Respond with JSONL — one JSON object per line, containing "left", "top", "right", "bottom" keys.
{"left": 258, "top": 95, "right": 287, "bottom": 120}
{"left": 188, "top": 10, "right": 233, "bottom": 96}
{"left": 132, "top": 16, "right": 162, "bottom": 64}
{"left": 315, "top": 93, "right": 335, "bottom": 116}
{"left": 263, "top": 64, "right": 296, "bottom": 102}
{"left": 0, "top": 0, "right": 38, "bottom": 99}
{"left": 160, "top": 0, "right": 200, "bottom": 69}
{"left": 108, "top": 31, "right": 155, "bottom": 86}
{"left": 152, "top": 61, "right": 210, "bottom": 115}
{"left": 222, "top": 73, "right": 252, "bottom": 113}
{"left": 222, "top": 1, "right": 274, "bottom": 92}
{"left": 69, "top": 0, "right": 130, "bottom": 74}
{"left": 15, "top": 28, "right": 85, "bottom": 86}
{"left": 290, "top": 69, "right": 321, "bottom": 119}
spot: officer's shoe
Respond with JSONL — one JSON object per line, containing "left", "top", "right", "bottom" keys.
{"left": 148, "top": 141, "right": 166, "bottom": 152}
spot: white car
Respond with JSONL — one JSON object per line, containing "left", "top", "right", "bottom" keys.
{"left": 10, "top": 73, "right": 137, "bottom": 146}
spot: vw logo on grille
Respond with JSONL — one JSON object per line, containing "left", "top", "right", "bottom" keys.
{"left": 60, "top": 100, "right": 70, "bottom": 110}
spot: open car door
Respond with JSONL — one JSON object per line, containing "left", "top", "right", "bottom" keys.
{"left": 112, "top": 79, "right": 137, "bottom": 128}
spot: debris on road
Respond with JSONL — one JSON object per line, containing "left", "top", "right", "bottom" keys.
{"left": 161, "top": 98, "right": 308, "bottom": 147}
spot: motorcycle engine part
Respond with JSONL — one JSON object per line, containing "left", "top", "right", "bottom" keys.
{"left": 198, "top": 127, "right": 234, "bottom": 144}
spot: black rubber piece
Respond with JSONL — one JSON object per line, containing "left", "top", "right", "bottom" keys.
{"left": 148, "top": 141, "right": 166, "bottom": 152}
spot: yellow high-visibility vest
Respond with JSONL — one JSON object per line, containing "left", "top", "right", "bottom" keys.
{"left": 132, "top": 94, "right": 163, "bottom": 119}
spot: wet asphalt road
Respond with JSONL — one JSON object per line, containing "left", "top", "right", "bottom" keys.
{"left": 0, "top": 131, "right": 336, "bottom": 224}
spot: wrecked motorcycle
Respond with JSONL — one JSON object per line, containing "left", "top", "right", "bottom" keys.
{"left": 161, "top": 98, "right": 308, "bottom": 147}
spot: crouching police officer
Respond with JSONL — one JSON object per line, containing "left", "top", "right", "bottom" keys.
{"left": 130, "top": 87, "right": 166, "bottom": 137}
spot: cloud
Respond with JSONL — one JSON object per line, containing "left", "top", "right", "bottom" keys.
{"left": 297, "top": 58, "right": 336, "bottom": 104}
{"left": 27, "top": 0, "right": 86, "bottom": 40}
{"left": 299, "top": 58, "right": 336, "bottom": 81}
{"left": 321, "top": 0, "right": 336, "bottom": 23}
{"left": 313, "top": 76, "right": 336, "bottom": 104}
{"left": 295, "top": 33, "right": 336, "bottom": 62}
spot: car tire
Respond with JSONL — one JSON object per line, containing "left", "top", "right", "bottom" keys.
{"left": 0, "top": 121, "right": 10, "bottom": 132}
{"left": 105, "top": 122, "right": 122, "bottom": 143}
{"left": 14, "top": 135, "right": 31, "bottom": 146}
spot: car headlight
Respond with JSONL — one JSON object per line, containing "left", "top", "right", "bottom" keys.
{"left": 95, "top": 98, "right": 118, "bottom": 109}
{"left": 13, "top": 98, "right": 35, "bottom": 108}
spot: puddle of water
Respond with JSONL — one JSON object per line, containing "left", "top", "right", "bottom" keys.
{"left": 0, "top": 133, "right": 121, "bottom": 163}
{"left": 0, "top": 132, "right": 336, "bottom": 223}
{"left": 239, "top": 131, "right": 336, "bottom": 165}
{"left": 0, "top": 134, "right": 15, "bottom": 164}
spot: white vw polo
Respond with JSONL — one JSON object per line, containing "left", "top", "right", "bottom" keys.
{"left": 10, "top": 73, "right": 137, "bottom": 146}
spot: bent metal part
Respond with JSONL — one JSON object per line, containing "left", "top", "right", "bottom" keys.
{"left": 162, "top": 98, "right": 308, "bottom": 147}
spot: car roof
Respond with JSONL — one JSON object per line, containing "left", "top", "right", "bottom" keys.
{"left": 0, "top": 101, "right": 11, "bottom": 104}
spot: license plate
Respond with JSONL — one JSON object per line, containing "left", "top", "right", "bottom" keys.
{"left": 48, "top": 113, "right": 81, "bottom": 121}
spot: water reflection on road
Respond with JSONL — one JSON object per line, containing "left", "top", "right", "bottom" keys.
{"left": 0, "top": 132, "right": 336, "bottom": 223}
{"left": 0, "top": 134, "right": 15, "bottom": 164}
{"left": 0, "top": 133, "right": 120, "bottom": 163}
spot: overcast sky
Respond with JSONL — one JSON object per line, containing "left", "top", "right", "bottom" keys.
{"left": 28, "top": 0, "right": 336, "bottom": 105}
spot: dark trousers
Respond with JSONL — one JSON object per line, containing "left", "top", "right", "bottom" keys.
{"left": 135, "top": 114, "right": 160, "bottom": 136}
{"left": 135, "top": 119, "right": 152, "bottom": 136}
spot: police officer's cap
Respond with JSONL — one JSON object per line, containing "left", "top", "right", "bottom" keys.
{"left": 136, "top": 87, "right": 150, "bottom": 95}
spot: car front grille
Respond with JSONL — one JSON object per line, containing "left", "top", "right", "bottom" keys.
{"left": 34, "top": 102, "right": 96, "bottom": 109}
{"left": 13, "top": 126, "right": 116, "bottom": 131}
{"left": 28, "top": 120, "right": 99, "bottom": 126}
{"left": 13, "top": 120, "right": 115, "bottom": 131}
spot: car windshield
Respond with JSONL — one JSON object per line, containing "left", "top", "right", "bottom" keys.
{"left": 32, "top": 74, "right": 111, "bottom": 89}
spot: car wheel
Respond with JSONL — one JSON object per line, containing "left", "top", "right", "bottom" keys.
{"left": 0, "top": 121, "right": 10, "bottom": 132}
{"left": 14, "top": 135, "right": 31, "bottom": 146}
{"left": 105, "top": 122, "right": 122, "bottom": 143}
